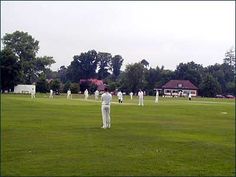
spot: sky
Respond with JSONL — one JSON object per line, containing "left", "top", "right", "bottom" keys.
{"left": 1, "top": 1, "right": 235, "bottom": 71}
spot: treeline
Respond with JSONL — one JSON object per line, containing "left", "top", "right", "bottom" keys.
{"left": 1, "top": 31, "right": 235, "bottom": 97}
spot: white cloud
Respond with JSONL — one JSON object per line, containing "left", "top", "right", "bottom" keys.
{"left": 1, "top": 1, "right": 235, "bottom": 71}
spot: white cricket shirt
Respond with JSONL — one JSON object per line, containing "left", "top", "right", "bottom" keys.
{"left": 101, "top": 92, "right": 112, "bottom": 105}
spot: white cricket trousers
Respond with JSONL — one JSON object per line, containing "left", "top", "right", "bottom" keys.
{"left": 101, "top": 105, "right": 111, "bottom": 128}
{"left": 139, "top": 97, "right": 144, "bottom": 106}
{"left": 155, "top": 96, "right": 158, "bottom": 103}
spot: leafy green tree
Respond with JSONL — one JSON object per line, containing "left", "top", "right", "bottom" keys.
{"left": 63, "top": 81, "right": 71, "bottom": 93}
{"left": 121, "top": 63, "right": 145, "bottom": 93}
{"left": 111, "top": 55, "right": 124, "bottom": 79}
{"left": 70, "top": 83, "right": 80, "bottom": 94}
{"left": 156, "top": 67, "right": 174, "bottom": 88}
{"left": 174, "top": 61, "right": 204, "bottom": 87}
{"left": 66, "top": 58, "right": 81, "bottom": 83}
{"left": 78, "top": 50, "right": 98, "bottom": 79}
{"left": 97, "top": 52, "right": 112, "bottom": 79}
{"left": 223, "top": 47, "right": 235, "bottom": 71}
{"left": 90, "top": 83, "right": 98, "bottom": 93}
{"left": 67, "top": 50, "right": 98, "bottom": 81}
{"left": 58, "top": 65, "right": 68, "bottom": 83}
{"left": 205, "top": 62, "right": 234, "bottom": 94}
{"left": 36, "top": 74, "right": 49, "bottom": 93}
{"left": 50, "top": 79, "right": 61, "bottom": 92}
{"left": 0, "top": 49, "right": 21, "bottom": 91}
{"left": 140, "top": 59, "right": 149, "bottom": 68}
{"left": 226, "top": 81, "right": 235, "bottom": 95}
{"left": 144, "top": 67, "right": 160, "bottom": 95}
{"left": 2, "top": 31, "right": 55, "bottom": 84}
{"left": 80, "top": 80, "right": 91, "bottom": 92}
{"left": 2, "top": 31, "right": 39, "bottom": 83}
{"left": 35, "top": 56, "right": 55, "bottom": 75}
{"left": 199, "top": 74, "right": 221, "bottom": 97}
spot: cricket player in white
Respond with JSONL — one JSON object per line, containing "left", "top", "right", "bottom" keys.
{"left": 188, "top": 92, "right": 192, "bottom": 101}
{"left": 67, "top": 89, "right": 72, "bottom": 99}
{"left": 117, "top": 91, "right": 123, "bottom": 103}
{"left": 49, "top": 89, "right": 53, "bottom": 98}
{"left": 155, "top": 90, "right": 159, "bottom": 103}
{"left": 130, "top": 92, "right": 133, "bottom": 100}
{"left": 94, "top": 90, "right": 99, "bottom": 100}
{"left": 138, "top": 89, "right": 144, "bottom": 106}
{"left": 31, "top": 88, "right": 35, "bottom": 99}
{"left": 101, "top": 88, "right": 112, "bottom": 129}
{"left": 84, "top": 89, "right": 89, "bottom": 100}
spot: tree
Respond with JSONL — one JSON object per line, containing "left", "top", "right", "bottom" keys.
{"left": 50, "top": 79, "right": 61, "bottom": 92}
{"left": 78, "top": 50, "right": 98, "bottom": 79}
{"left": 199, "top": 74, "right": 221, "bottom": 97}
{"left": 97, "top": 52, "right": 112, "bottom": 79}
{"left": 121, "top": 63, "right": 145, "bottom": 93}
{"left": 174, "top": 61, "right": 204, "bottom": 87}
{"left": 35, "top": 56, "right": 55, "bottom": 76}
{"left": 111, "top": 55, "right": 124, "bottom": 79}
{"left": 36, "top": 74, "right": 49, "bottom": 93}
{"left": 156, "top": 67, "right": 174, "bottom": 89}
{"left": 144, "top": 67, "right": 160, "bottom": 95}
{"left": 67, "top": 50, "right": 98, "bottom": 81}
{"left": 140, "top": 59, "right": 149, "bottom": 68}
{"left": 205, "top": 62, "right": 234, "bottom": 94}
{"left": 58, "top": 65, "right": 68, "bottom": 83}
{"left": 223, "top": 47, "right": 235, "bottom": 71}
{"left": 63, "top": 81, "right": 71, "bottom": 93}
{"left": 2, "top": 31, "right": 55, "bottom": 84}
{"left": 2, "top": 31, "right": 39, "bottom": 83}
{"left": 66, "top": 58, "right": 81, "bottom": 83}
{"left": 226, "top": 81, "right": 235, "bottom": 95}
{"left": 0, "top": 49, "right": 21, "bottom": 91}
{"left": 70, "top": 83, "right": 80, "bottom": 94}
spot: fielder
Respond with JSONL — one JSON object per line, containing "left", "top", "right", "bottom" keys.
{"left": 155, "top": 90, "right": 159, "bottom": 103}
{"left": 31, "top": 89, "right": 35, "bottom": 99}
{"left": 94, "top": 90, "right": 99, "bottom": 100}
{"left": 84, "top": 89, "right": 89, "bottom": 100}
{"left": 101, "top": 88, "right": 112, "bottom": 129}
{"left": 117, "top": 91, "right": 123, "bottom": 103}
{"left": 49, "top": 89, "right": 53, "bottom": 98}
{"left": 138, "top": 89, "right": 144, "bottom": 106}
{"left": 130, "top": 92, "right": 133, "bottom": 100}
{"left": 188, "top": 92, "right": 192, "bottom": 101}
{"left": 67, "top": 89, "right": 72, "bottom": 99}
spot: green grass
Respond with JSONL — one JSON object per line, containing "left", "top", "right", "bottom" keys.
{"left": 1, "top": 93, "right": 235, "bottom": 176}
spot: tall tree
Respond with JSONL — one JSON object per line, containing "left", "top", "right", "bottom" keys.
{"left": 144, "top": 67, "right": 160, "bottom": 95}
{"left": 121, "top": 63, "right": 145, "bottom": 93}
{"left": 2, "top": 31, "right": 55, "bottom": 84}
{"left": 174, "top": 61, "right": 204, "bottom": 87}
{"left": 58, "top": 65, "right": 68, "bottom": 83}
{"left": 77, "top": 50, "right": 98, "bottom": 79}
{"left": 140, "top": 59, "right": 149, "bottom": 68}
{"left": 199, "top": 74, "right": 221, "bottom": 97}
{"left": 35, "top": 56, "right": 55, "bottom": 75}
{"left": 111, "top": 55, "right": 124, "bottom": 79}
{"left": 97, "top": 52, "right": 112, "bottom": 79}
{"left": 2, "top": 31, "right": 39, "bottom": 83}
{"left": 36, "top": 74, "right": 49, "bottom": 93}
{"left": 223, "top": 47, "right": 235, "bottom": 71}
{"left": 67, "top": 57, "right": 81, "bottom": 83}
{"left": 50, "top": 79, "right": 61, "bottom": 91}
{"left": 0, "top": 49, "right": 21, "bottom": 91}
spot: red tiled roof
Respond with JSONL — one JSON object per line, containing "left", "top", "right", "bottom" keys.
{"left": 80, "top": 79, "right": 103, "bottom": 86}
{"left": 97, "top": 84, "right": 106, "bottom": 91}
{"left": 162, "top": 80, "right": 198, "bottom": 89}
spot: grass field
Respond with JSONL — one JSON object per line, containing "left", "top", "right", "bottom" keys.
{"left": 1, "top": 93, "right": 235, "bottom": 176}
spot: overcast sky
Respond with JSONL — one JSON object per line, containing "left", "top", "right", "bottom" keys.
{"left": 1, "top": 1, "right": 235, "bottom": 71}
